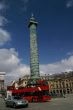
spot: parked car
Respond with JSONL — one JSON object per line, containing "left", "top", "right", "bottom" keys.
{"left": 5, "top": 96, "right": 28, "bottom": 108}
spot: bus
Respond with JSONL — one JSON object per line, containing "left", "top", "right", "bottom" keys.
{"left": 7, "top": 80, "right": 51, "bottom": 102}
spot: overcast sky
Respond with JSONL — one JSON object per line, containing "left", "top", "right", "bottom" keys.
{"left": 0, "top": 0, "right": 73, "bottom": 85}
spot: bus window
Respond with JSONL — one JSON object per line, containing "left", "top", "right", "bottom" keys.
{"left": 43, "top": 90, "right": 49, "bottom": 96}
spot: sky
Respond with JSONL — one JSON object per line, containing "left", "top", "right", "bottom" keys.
{"left": 0, "top": 0, "right": 73, "bottom": 84}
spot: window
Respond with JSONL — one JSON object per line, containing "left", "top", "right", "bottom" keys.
{"left": 43, "top": 90, "right": 49, "bottom": 96}
{"left": 63, "top": 90, "right": 66, "bottom": 94}
{"left": 53, "top": 90, "right": 56, "bottom": 94}
{"left": 62, "top": 82, "right": 65, "bottom": 88}
{"left": 56, "top": 84, "right": 58, "bottom": 88}
{"left": 66, "top": 84, "right": 68, "bottom": 88}
{"left": 60, "top": 90, "right": 62, "bottom": 94}
{"left": 13, "top": 96, "right": 21, "bottom": 100}
{"left": 56, "top": 90, "right": 59, "bottom": 93}
{"left": 25, "top": 82, "right": 27, "bottom": 84}
{"left": 72, "top": 82, "right": 73, "bottom": 87}
{"left": 67, "top": 89, "right": 69, "bottom": 94}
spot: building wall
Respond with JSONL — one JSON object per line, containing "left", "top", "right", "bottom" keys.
{"left": 0, "top": 73, "right": 5, "bottom": 91}
{"left": 0, "top": 80, "right": 4, "bottom": 90}
{"left": 47, "top": 74, "right": 73, "bottom": 95}
{"left": 13, "top": 72, "right": 73, "bottom": 95}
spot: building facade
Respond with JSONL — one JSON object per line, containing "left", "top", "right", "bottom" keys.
{"left": 48, "top": 72, "right": 73, "bottom": 95}
{"left": 13, "top": 72, "right": 73, "bottom": 95}
{"left": 0, "top": 72, "right": 5, "bottom": 94}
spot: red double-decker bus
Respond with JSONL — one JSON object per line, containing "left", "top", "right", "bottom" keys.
{"left": 7, "top": 80, "right": 51, "bottom": 102}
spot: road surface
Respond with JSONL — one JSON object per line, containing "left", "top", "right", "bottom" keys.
{"left": 0, "top": 94, "right": 73, "bottom": 110}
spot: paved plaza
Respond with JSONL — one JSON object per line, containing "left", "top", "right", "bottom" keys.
{"left": 0, "top": 94, "right": 73, "bottom": 110}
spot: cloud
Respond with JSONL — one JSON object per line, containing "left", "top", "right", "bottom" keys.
{"left": 5, "top": 64, "right": 30, "bottom": 85}
{"left": 0, "top": 1, "right": 10, "bottom": 46}
{"left": 67, "top": 51, "right": 73, "bottom": 56}
{"left": 0, "top": 2, "right": 6, "bottom": 10}
{"left": 0, "top": 48, "right": 30, "bottom": 85}
{"left": 40, "top": 55, "right": 73, "bottom": 75}
{"left": 0, "top": 28, "right": 11, "bottom": 46}
{"left": 0, "top": 0, "right": 8, "bottom": 12}
{"left": 66, "top": 0, "right": 73, "bottom": 8}
{"left": 0, "top": 48, "right": 73, "bottom": 85}
{"left": 0, "top": 16, "right": 8, "bottom": 27}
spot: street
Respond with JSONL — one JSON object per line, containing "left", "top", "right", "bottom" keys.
{"left": 0, "top": 94, "right": 73, "bottom": 110}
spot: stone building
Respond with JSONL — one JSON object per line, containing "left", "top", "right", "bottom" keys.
{"left": 11, "top": 75, "right": 30, "bottom": 89}
{"left": 12, "top": 72, "right": 73, "bottom": 95}
{"left": 0, "top": 72, "right": 5, "bottom": 94}
{"left": 48, "top": 72, "right": 73, "bottom": 95}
